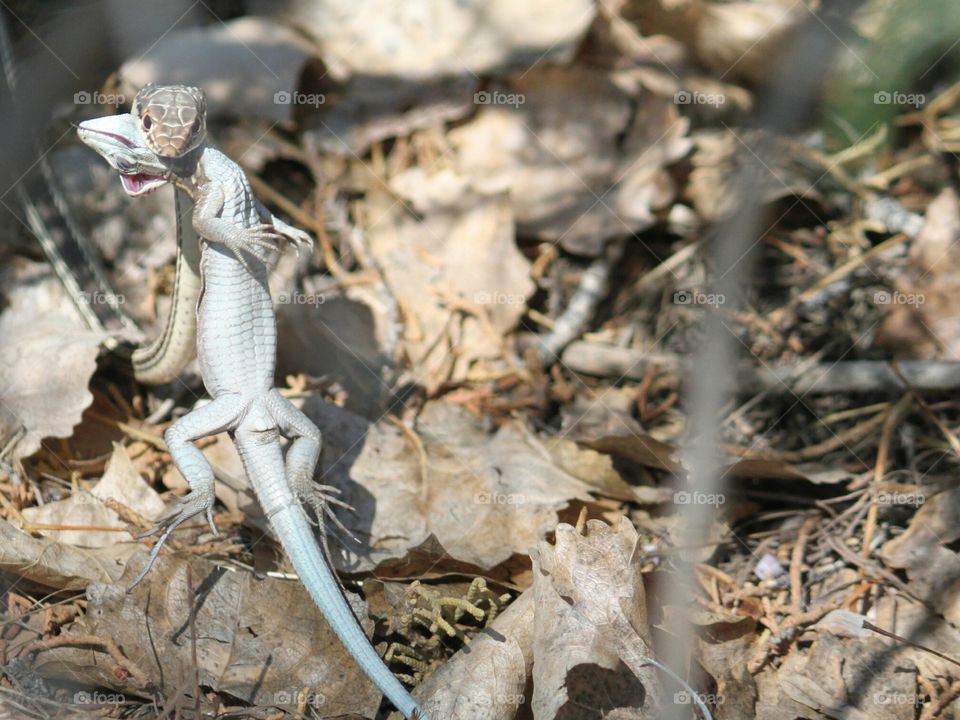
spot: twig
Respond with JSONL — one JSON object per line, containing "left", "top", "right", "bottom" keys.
{"left": 536, "top": 238, "right": 626, "bottom": 364}
{"left": 790, "top": 516, "right": 818, "bottom": 612}
{"left": 26, "top": 633, "right": 149, "bottom": 687}
{"left": 864, "top": 621, "right": 960, "bottom": 671}
{"left": 861, "top": 394, "right": 913, "bottom": 560}
{"left": 532, "top": 340, "right": 960, "bottom": 395}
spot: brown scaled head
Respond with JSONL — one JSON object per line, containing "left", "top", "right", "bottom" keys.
{"left": 131, "top": 83, "right": 207, "bottom": 158}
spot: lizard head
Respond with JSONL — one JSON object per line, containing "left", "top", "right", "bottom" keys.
{"left": 77, "top": 84, "right": 207, "bottom": 198}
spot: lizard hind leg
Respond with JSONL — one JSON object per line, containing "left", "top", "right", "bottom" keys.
{"left": 128, "top": 394, "right": 245, "bottom": 591}
{"left": 265, "top": 391, "right": 357, "bottom": 541}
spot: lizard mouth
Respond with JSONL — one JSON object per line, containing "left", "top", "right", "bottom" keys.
{"left": 119, "top": 172, "right": 168, "bottom": 197}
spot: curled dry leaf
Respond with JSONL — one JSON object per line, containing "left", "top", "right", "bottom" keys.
{"left": 687, "top": 129, "right": 826, "bottom": 223}
{"left": 416, "top": 590, "right": 534, "bottom": 720}
{"left": 364, "top": 183, "right": 533, "bottom": 389}
{"left": 0, "top": 310, "right": 100, "bottom": 461}
{"left": 870, "top": 595, "right": 960, "bottom": 680}
{"left": 449, "top": 66, "right": 691, "bottom": 256}
{"left": 529, "top": 517, "right": 662, "bottom": 719}
{"left": 758, "top": 633, "right": 916, "bottom": 720}
{"left": 0, "top": 518, "right": 127, "bottom": 590}
{"left": 22, "top": 443, "right": 165, "bottom": 549}
{"left": 305, "top": 75, "right": 479, "bottom": 156}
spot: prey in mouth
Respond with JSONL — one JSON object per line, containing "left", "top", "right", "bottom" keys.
{"left": 77, "top": 114, "right": 171, "bottom": 197}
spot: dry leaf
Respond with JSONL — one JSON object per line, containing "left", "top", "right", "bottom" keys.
{"left": 687, "top": 129, "right": 824, "bottom": 222}
{"left": 417, "top": 590, "right": 534, "bottom": 720}
{"left": 22, "top": 443, "right": 164, "bottom": 548}
{"left": 878, "top": 187, "right": 960, "bottom": 357}
{"left": 364, "top": 184, "right": 532, "bottom": 388}
{"left": 307, "top": 400, "right": 600, "bottom": 571}
{"left": 880, "top": 487, "right": 960, "bottom": 625}
{"left": 0, "top": 310, "right": 101, "bottom": 460}
{"left": 625, "top": 0, "right": 803, "bottom": 84}
{"left": 33, "top": 552, "right": 385, "bottom": 717}
{"left": 450, "top": 66, "right": 690, "bottom": 256}
{"left": 771, "top": 633, "right": 916, "bottom": 720}
{"left": 530, "top": 518, "right": 662, "bottom": 719}
{"left": 0, "top": 518, "right": 128, "bottom": 590}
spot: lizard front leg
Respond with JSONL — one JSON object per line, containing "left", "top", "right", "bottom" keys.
{"left": 128, "top": 393, "right": 244, "bottom": 590}
{"left": 192, "top": 185, "right": 287, "bottom": 271}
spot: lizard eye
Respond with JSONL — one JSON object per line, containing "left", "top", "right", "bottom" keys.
{"left": 116, "top": 158, "right": 135, "bottom": 173}
{"left": 142, "top": 114, "right": 153, "bottom": 130}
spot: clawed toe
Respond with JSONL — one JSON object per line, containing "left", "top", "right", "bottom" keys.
{"left": 295, "top": 482, "right": 358, "bottom": 543}
{"left": 127, "top": 491, "right": 215, "bottom": 591}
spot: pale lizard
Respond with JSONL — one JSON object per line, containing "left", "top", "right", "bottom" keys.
{"left": 77, "top": 84, "right": 427, "bottom": 720}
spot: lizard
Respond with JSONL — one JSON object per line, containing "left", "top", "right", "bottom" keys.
{"left": 77, "top": 84, "right": 428, "bottom": 720}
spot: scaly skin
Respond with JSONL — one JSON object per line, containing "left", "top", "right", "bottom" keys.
{"left": 77, "top": 85, "right": 428, "bottom": 720}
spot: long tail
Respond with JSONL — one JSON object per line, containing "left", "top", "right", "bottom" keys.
{"left": 234, "top": 428, "right": 427, "bottom": 720}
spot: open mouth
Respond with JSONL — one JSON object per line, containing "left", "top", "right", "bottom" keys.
{"left": 119, "top": 172, "right": 167, "bottom": 197}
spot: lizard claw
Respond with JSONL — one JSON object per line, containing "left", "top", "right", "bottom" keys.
{"left": 128, "top": 489, "right": 216, "bottom": 591}
{"left": 272, "top": 217, "right": 314, "bottom": 257}
{"left": 295, "top": 481, "right": 358, "bottom": 543}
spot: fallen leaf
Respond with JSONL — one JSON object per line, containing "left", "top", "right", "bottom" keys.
{"left": 880, "top": 487, "right": 960, "bottom": 625}
{"left": 450, "top": 66, "right": 690, "bottom": 255}
{"left": 22, "top": 443, "right": 164, "bottom": 548}
{"left": 0, "top": 309, "right": 101, "bottom": 461}
{"left": 306, "top": 399, "right": 601, "bottom": 571}
{"left": 529, "top": 517, "right": 663, "bottom": 719}
{"left": 31, "top": 552, "right": 384, "bottom": 717}
{"left": 417, "top": 589, "right": 534, "bottom": 720}
{"left": 0, "top": 518, "right": 127, "bottom": 590}
{"left": 364, "top": 184, "right": 533, "bottom": 388}
{"left": 878, "top": 187, "right": 960, "bottom": 357}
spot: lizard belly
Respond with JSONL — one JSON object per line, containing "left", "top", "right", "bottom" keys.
{"left": 197, "top": 245, "right": 275, "bottom": 396}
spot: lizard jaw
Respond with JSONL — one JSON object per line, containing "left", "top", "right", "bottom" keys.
{"left": 119, "top": 172, "right": 167, "bottom": 197}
